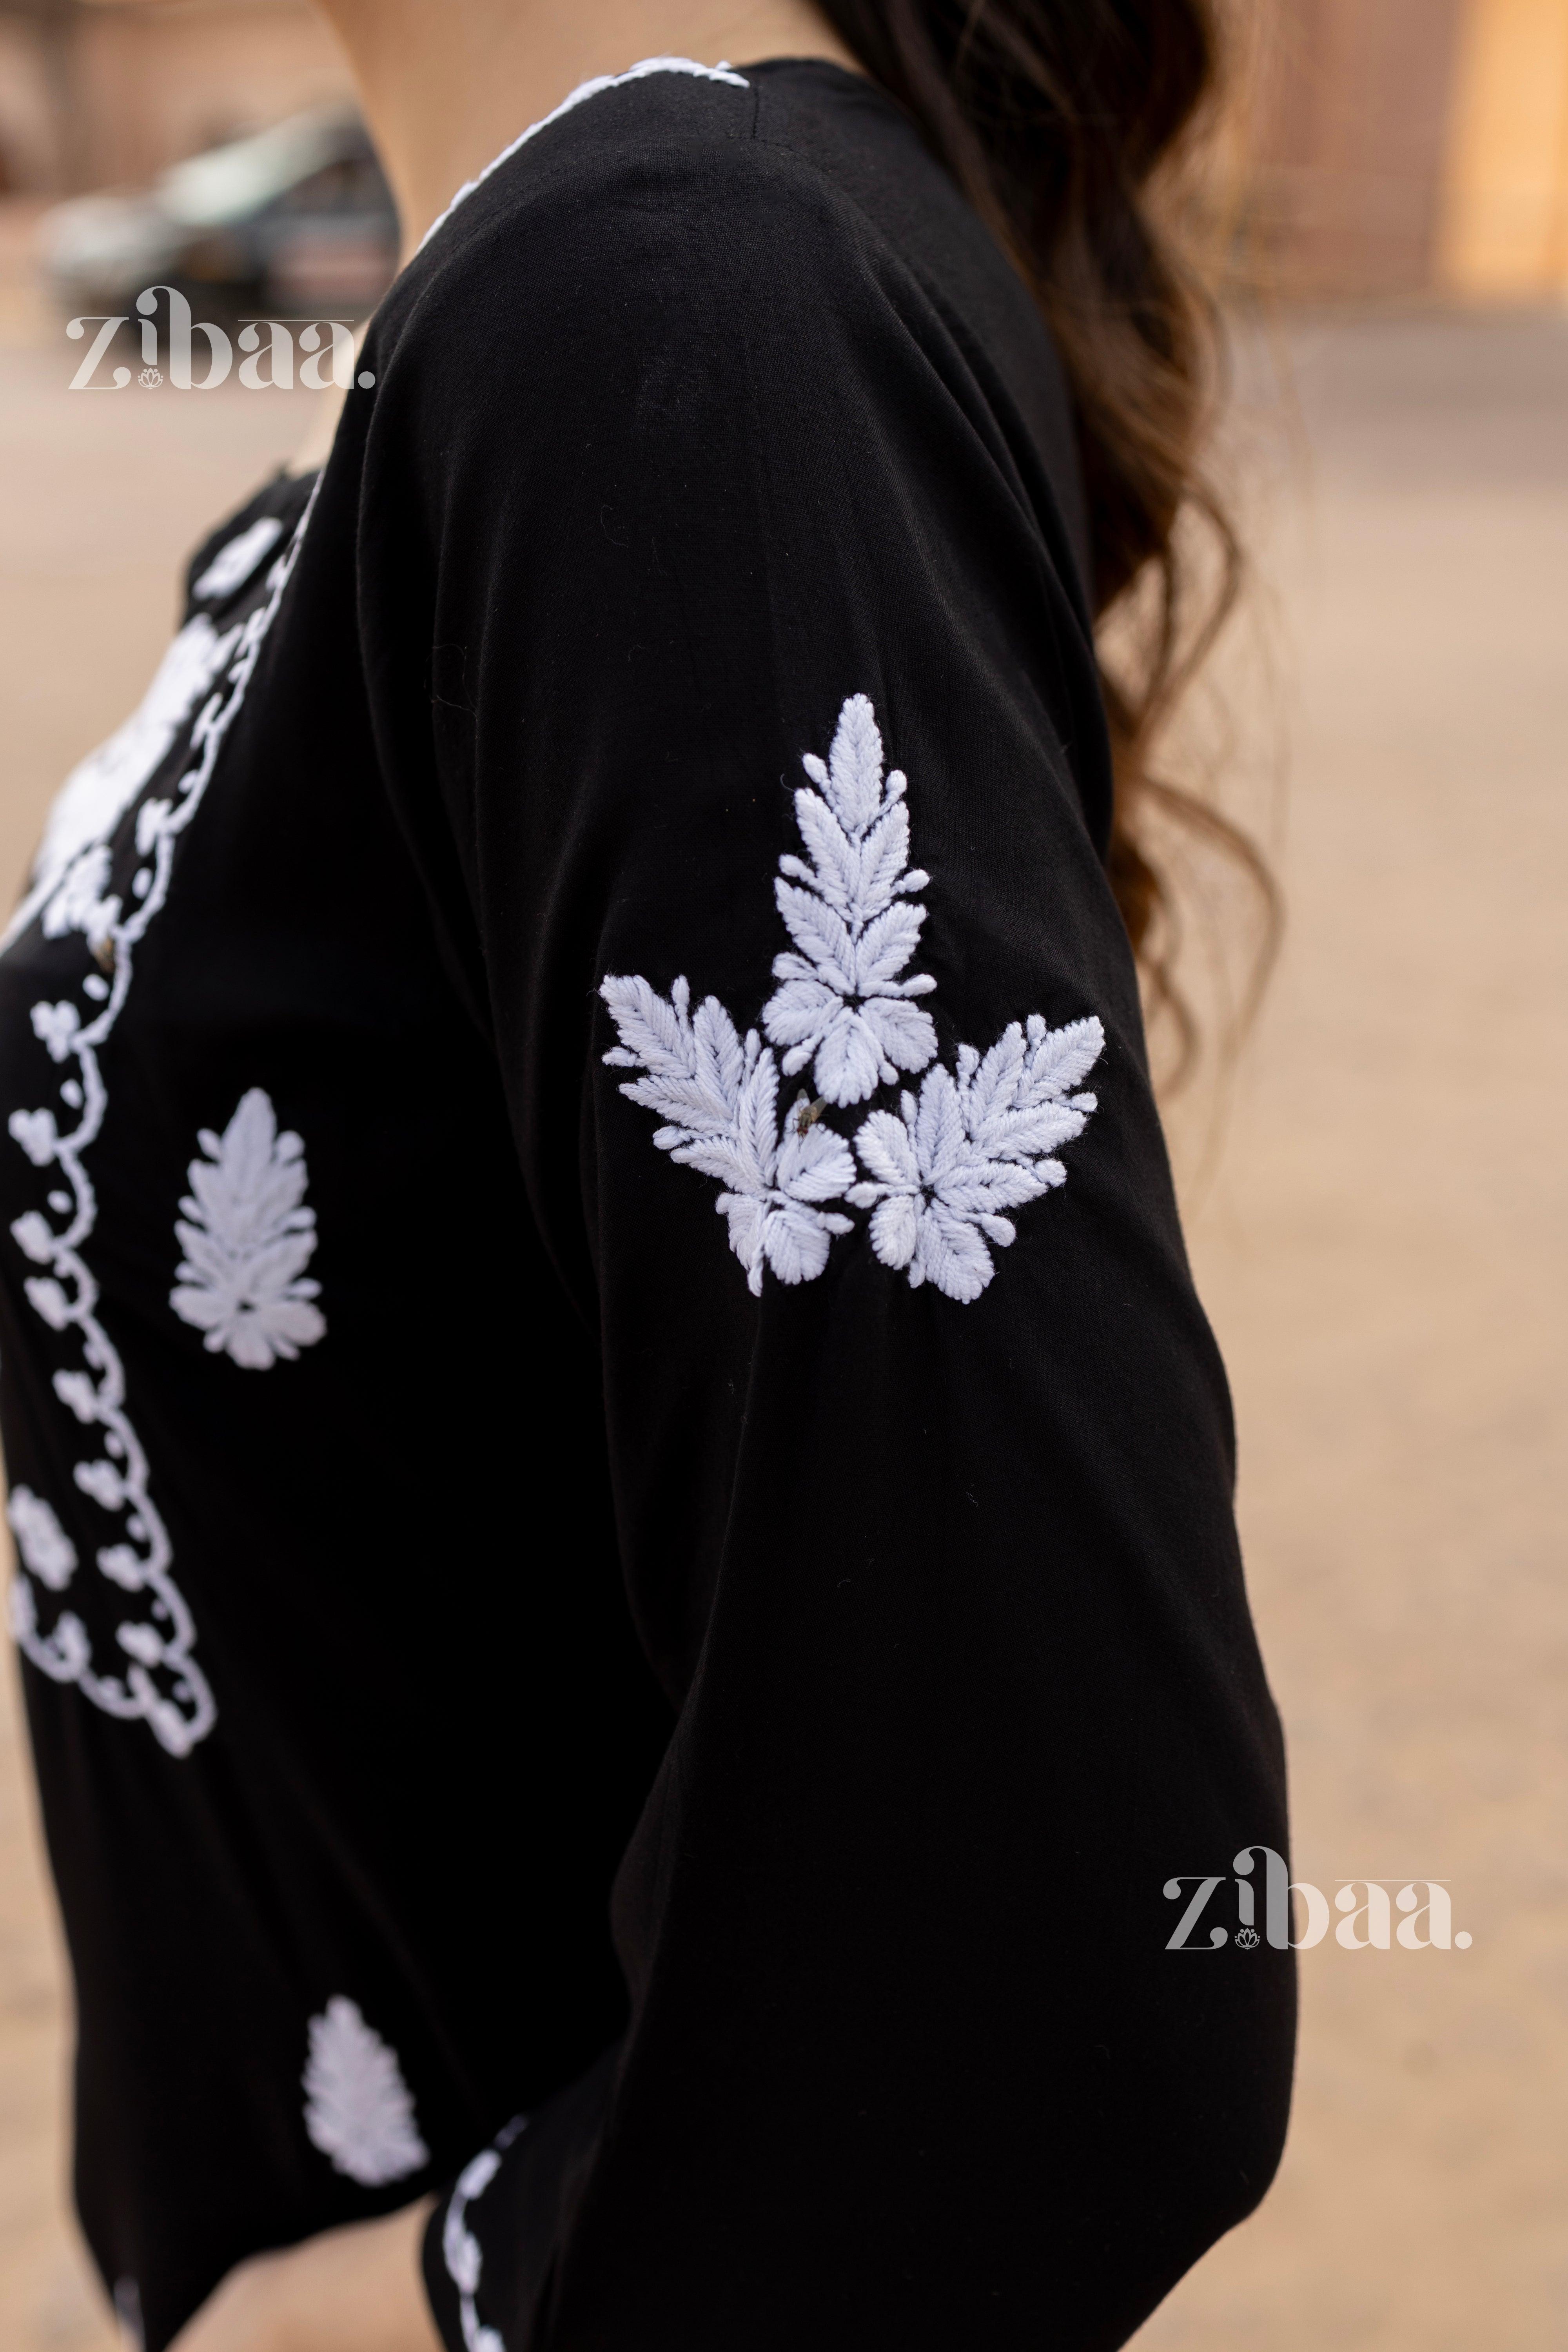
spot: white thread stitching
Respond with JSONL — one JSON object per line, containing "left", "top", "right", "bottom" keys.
{"left": 171, "top": 1089, "right": 326, "bottom": 1369}
{"left": 442, "top": 2115, "right": 528, "bottom": 2352}
{"left": 418, "top": 56, "right": 751, "bottom": 256}
{"left": 601, "top": 692, "right": 1105, "bottom": 1303}
{"left": 302, "top": 1996, "right": 430, "bottom": 2188}
{"left": 762, "top": 693, "right": 937, "bottom": 1107}
{"left": 192, "top": 514, "right": 285, "bottom": 603}
{"left": 846, "top": 1020, "right": 1103, "bottom": 1304}
{"left": 3, "top": 485, "right": 319, "bottom": 1755}
{"left": 599, "top": 976, "right": 855, "bottom": 1297}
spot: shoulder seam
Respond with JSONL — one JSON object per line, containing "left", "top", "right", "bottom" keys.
{"left": 417, "top": 56, "right": 752, "bottom": 256}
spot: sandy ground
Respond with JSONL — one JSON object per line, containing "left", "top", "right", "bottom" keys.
{"left": 0, "top": 201, "right": 1563, "bottom": 2345}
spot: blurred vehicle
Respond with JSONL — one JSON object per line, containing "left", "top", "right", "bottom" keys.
{"left": 39, "top": 107, "right": 399, "bottom": 317}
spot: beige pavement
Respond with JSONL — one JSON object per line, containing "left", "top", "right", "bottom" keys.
{"left": 0, "top": 234, "right": 1563, "bottom": 2345}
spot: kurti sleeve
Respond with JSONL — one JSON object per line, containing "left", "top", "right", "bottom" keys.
{"left": 355, "top": 107, "right": 1294, "bottom": 2352}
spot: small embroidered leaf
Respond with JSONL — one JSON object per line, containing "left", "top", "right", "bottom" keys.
{"left": 7, "top": 1488, "right": 78, "bottom": 1592}
{"left": 303, "top": 1996, "right": 430, "bottom": 2188}
{"left": 759, "top": 976, "right": 839, "bottom": 1052}
{"left": 11, "top": 1211, "right": 56, "bottom": 1265}
{"left": 851, "top": 1109, "right": 919, "bottom": 1193}
{"left": 815, "top": 1010, "right": 887, "bottom": 1107}
{"left": 762, "top": 695, "right": 937, "bottom": 1108}
{"left": 859, "top": 997, "right": 938, "bottom": 1075}
{"left": 760, "top": 1198, "right": 852, "bottom": 1287}
{"left": 25, "top": 1275, "right": 72, "bottom": 1331}
{"left": 853, "top": 901, "right": 927, "bottom": 994}
{"left": 169, "top": 1090, "right": 326, "bottom": 1369}
{"left": 867, "top": 1192, "right": 920, "bottom": 1272}
{"left": 776, "top": 1114, "right": 857, "bottom": 1203}
{"left": 775, "top": 883, "right": 857, "bottom": 995}
{"left": 1024, "top": 1013, "right": 1105, "bottom": 1098}
{"left": 601, "top": 975, "right": 857, "bottom": 1297}
{"left": 911, "top": 1203, "right": 995, "bottom": 1303}
{"left": 30, "top": 1002, "right": 81, "bottom": 1063}
{"left": 10, "top": 1108, "right": 59, "bottom": 1167}
{"left": 854, "top": 801, "right": 913, "bottom": 919}
{"left": 824, "top": 693, "right": 886, "bottom": 835}
{"left": 74, "top": 1458, "right": 126, "bottom": 1511}
{"left": 791, "top": 791, "right": 860, "bottom": 911}
{"left": 849, "top": 1012, "right": 1104, "bottom": 1302}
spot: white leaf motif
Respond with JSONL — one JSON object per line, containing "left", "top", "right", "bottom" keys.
{"left": 7, "top": 1488, "right": 78, "bottom": 1592}
{"left": 601, "top": 976, "right": 855, "bottom": 1298}
{"left": 762, "top": 695, "right": 937, "bottom": 1106}
{"left": 169, "top": 1090, "right": 326, "bottom": 1369}
{"left": 303, "top": 1997, "right": 430, "bottom": 2188}
{"left": 849, "top": 1015, "right": 1106, "bottom": 1301}
{"left": 601, "top": 692, "right": 1105, "bottom": 1304}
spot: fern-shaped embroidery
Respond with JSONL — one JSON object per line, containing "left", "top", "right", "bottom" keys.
{"left": 302, "top": 1997, "right": 430, "bottom": 2187}
{"left": 170, "top": 1089, "right": 325, "bottom": 1369}
{"left": 601, "top": 692, "right": 1104, "bottom": 1304}
{"left": 599, "top": 976, "right": 855, "bottom": 1295}
{"left": 762, "top": 693, "right": 937, "bottom": 1107}
{"left": 847, "top": 1017, "right": 1104, "bottom": 1303}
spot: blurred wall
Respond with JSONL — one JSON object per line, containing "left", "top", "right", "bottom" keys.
{"left": 2, "top": 0, "right": 1568, "bottom": 299}
{"left": 0, "top": 0, "right": 352, "bottom": 194}
{"left": 1248, "top": 0, "right": 1468, "bottom": 295}
{"left": 1242, "top": 0, "right": 1568, "bottom": 299}
{"left": 1440, "top": 0, "right": 1568, "bottom": 291}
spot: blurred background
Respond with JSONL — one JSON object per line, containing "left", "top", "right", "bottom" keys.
{"left": 0, "top": 3, "right": 1564, "bottom": 2347}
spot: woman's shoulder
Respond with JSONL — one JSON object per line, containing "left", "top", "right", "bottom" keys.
{"left": 378, "top": 60, "right": 944, "bottom": 372}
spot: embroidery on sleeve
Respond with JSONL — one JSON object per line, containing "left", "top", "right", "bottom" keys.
{"left": 847, "top": 1020, "right": 1103, "bottom": 1304}
{"left": 171, "top": 1090, "right": 325, "bottom": 1368}
{"left": 303, "top": 1997, "right": 430, "bottom": 2188}
{"left": 599, "top": 977, "right": 854, "bottom": 1296}
{"left": 761, "top": 692, "right": 937, "bottom": 1106}
{"left": 441, "top": 2114, "right": 529, "bottom": 2352}
{"left": 601, "top": 693, "right": 1105, "bottom": 1303}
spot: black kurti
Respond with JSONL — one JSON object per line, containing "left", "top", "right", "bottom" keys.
{"left": 0, "top": 57, "right": 1293, "bottom": 2352}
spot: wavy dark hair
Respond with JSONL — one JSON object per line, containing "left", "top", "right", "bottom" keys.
{"left": 817, "top": 0, "right": 1276, "bottom": 1078}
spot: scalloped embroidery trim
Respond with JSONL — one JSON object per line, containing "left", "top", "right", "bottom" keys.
{"left": 2, "top": 485, "right": 319, "bottom": 1755}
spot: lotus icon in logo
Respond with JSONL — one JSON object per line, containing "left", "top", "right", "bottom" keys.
{"left": 1235, "top": 1926, "right": 1261, "bottom": 1951}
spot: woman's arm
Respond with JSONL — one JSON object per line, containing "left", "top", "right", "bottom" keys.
{"left": 349, "top": 76, "right": 1294, "bottom": 2348}
{"left": 169, "top": 2203, "right": 439, "bottom": 2352}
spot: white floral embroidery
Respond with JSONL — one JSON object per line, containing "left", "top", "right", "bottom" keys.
{"left": 303, "top": 1997, "right": 430, "bottom": 2188}
{"left": 847, "top": 1019, "right": 1103, "bottom": 1304}
{"left": 2, "top": 488, "right": 318, "bottom": 1755}
{"left": 192, "top": 515, "right": 284, "bottom": 603}
{"left": 762, "top": 693, "right": 937, "bottom": 1107}
{"left": 0, "top": 615, "right": 240, "bottom": 958}
{"left": 6, "top": 1488, "right": 77, "bottom": 1591}
{"left": 171, "top": 1090, "right": 325, "bottom": 1369}
{"left": 602, "top": 692, "right": 1105, "bottom": 1303}
{"left": 441, "top": 2117, "right": 528, "bottom": 2352}
{"left": 600, "top": 976, "right": 855, "bottom": 1296}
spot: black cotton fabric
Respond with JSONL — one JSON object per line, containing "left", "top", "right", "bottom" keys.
{"left": 0, "top": 59, "right": 1293, "bottom": 2352}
